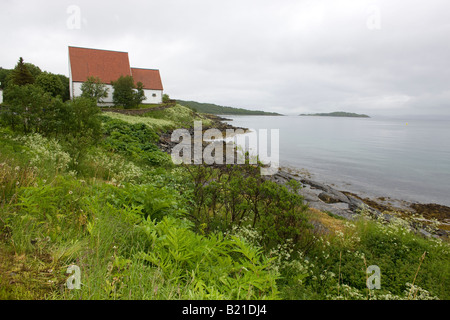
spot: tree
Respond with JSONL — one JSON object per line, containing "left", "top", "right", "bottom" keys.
{"left": 112, "top": 75, "right": 146, "bottom": 109}
{"left": 56, "top": 74, "right": 71, "bottom": 102}
{"left": 134, "top": 81, "right": 146, "bottom": 106}
{"left": 9, "top": 57, "right": 35, "bottom": 86}
{"left": 24, "top": 62, "right": 42, "bottom": 79}
{"left": 35, "top": 71, "right": 65, "bottom": 98}
{"left": 162, "top": 93, "right": 170, "bottom": 103}
{"left": 0, "top": 68, "right": 12, "bottom": 89}
{"left": 80, "top": 76, "right": 109, "bottom": 103}
{"left": 2, "top": 84, "right": 54, "bottom": 133}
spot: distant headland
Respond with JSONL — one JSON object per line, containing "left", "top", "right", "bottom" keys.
{"left": 299, "top": 111, "right": 370, "bottom": 118}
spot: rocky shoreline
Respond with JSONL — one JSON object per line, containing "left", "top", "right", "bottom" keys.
{"left": 156, "top": 114, "right": 450, "bottom": 240}
{"left": 265, "top": 169, "right": 449, "bottom": 240}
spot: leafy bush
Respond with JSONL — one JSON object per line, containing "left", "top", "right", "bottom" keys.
{"left": 136, "top": 216, "right": 280, "bottom": 299}
{"left": 80, "top": 76, "right": 109, "bottom": 103}
{"left": 185, "top": 164, "right": 313, "bottom": 252}
{"left": 162, "top": 93, "right": 170, "bottom": 103}
{"left": 35, "top": 72, "right": 65, "bottom": 98}
{"left": 2, "top": 84, "right": 57, "bottom": 133}
{"left": 112, "top": 75, "right": 146, "bottom": 109}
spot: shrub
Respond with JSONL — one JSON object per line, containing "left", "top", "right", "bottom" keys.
{"left": 112, "top": 76, "right": 146, "bottom": 109}
{"left": 135, "top": 216, "right": 280, "bottom": 299}
{"left": 35, "top": 72, "right": 65, "bottom": 98}
{"left": 186, "top": 164, "right": 313, "bottom": 252}
{"left": 81, "top": 76, "right": 109, "bottom": 103}
{"left": 2, "top": 84, "right": 56, "bottom": 133}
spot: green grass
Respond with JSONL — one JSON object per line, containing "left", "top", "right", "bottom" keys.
{"left": 102, "top": 104, "right": 212, "bottom": 132}
{"left": 0, "top": 112, "right": 449, "bottom": 300}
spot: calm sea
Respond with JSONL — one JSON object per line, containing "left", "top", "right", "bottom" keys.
{"left": 221, "top": 115, "right": 450, "bottom": 206}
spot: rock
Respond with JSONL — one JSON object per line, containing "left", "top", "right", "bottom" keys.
{"left": 297, "top": 189, "right": 322, "bottom": 203}
{"left": 331, "top": 202, "right": 350, "bottom": 210}
{"left": 300, "top": 178, "right": 350, "bottom": 204}
{"left": 346, "top": 195, "right": 366, "bottom": 211}
{"left": 417, "top": 228, "right": 433, "bottom": 238}
{"left": 318, "top": 191, "right": 349, "bottom": 204}
{"left": 308, "top": 201, "right": 355, "bottom": 220}
{"left": 300, "top": 179, "right": 330, "bottom": 192}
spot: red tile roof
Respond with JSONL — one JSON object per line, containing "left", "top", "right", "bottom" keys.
{"left": 131, "top": 68, "right": 164, "bottom": 91}
{"left": 69, "top": 46, "right": 132, "bottom": 84}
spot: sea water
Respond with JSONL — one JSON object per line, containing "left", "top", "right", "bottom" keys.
{"left": 221, "top": 115, "right": 450, "bottom": 206}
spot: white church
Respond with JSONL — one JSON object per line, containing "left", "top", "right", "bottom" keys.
{"left": 68, "top": 46, "right": 164, "bottom": 106}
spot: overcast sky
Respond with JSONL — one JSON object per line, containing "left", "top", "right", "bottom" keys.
{"left": 1, "top": 0, "right": 450, "bottom": 117}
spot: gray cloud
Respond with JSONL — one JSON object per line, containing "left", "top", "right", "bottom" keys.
{"left": 1, "top": 0, "right": 449, "bottom": 117}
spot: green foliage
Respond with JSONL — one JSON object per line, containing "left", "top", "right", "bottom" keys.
{"left": 112, "top": 76, "right": 146, "bottom": 109}
{"left": 4, "top": 176, "right": 90, "bottom": 253}
{"left": 23, "top": 62, "right": 42, "bottom": 79}
{"left": 56, "top": 74, "right": 70, "bottom": 102}
{"left": 102, "top": 117, "right": 170, "bottom": 166}
{"left": 103, "top": 182, "right": 182, "bottom": 222}
{"left": 59, "top": 98, "right": 102, "bottom": 166}
{"left": 81, "top": 76, "right": 109, "bottom": 103}
{"left": 35, "top": 71, "right": 65, "bottom": 98}
{"left": 2, "top": 84, "right": 57, "bottom": 133}
{"left": 185, "top": 164, "right": 313, "bottom": 252}
{"left": 143, "top": 104, "right": 212, "bottom": 129}
{"left": 1, "top": 96, "right": 449, "bottom": 301}
{"left": 0, "top": 67, "right": 12, "bottom": 89}
{"left": 136, "top": 216, "right": 279, "bottom": 299}
{"left": 1, "top": 86, "right": 101, "bottom": 169}
{"left": 134, "top": 81, "right": 146, "bottom": 106}
{"left": 2, "top": 86, "right": 101, "bottom": 138}
{"left": 9, "top": 57, "right": 34, "bottom": 86}
{"left": 285, "top": 208, "right": 450, "bottom": 300}
{"left": 162, "top": 93, "right": 170, "bottom": 103}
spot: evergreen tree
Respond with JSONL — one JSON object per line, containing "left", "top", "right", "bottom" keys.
{"left": 10, "top": 57, "right": 34, "bottom": 86}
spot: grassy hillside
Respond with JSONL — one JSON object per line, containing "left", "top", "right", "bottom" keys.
{"left": 177, "top": 100, "right": 283, "bottom": 116}
{"left": 0, "top": 97, "right": 449, "bottom": 300}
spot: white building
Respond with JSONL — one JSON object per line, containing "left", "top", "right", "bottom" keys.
{"left": 68, "top": 46, "right": 163, "bottom": 106}
{"left": 0, "top": 89, "right": 3, "bottom": 104}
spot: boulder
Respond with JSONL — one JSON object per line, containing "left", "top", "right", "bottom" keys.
{"left": 308, "top": 201, "right": 355, "bottom": 220}
{"left": 318, "top": 191, "right": 349, "bottom": 204}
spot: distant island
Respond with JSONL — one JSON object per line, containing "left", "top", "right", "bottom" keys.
{"left": 299, "top": 111, "right": 370, "bottom": 118}
{"left": 177, "top": 100, "right": 283, "bottom": 116}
